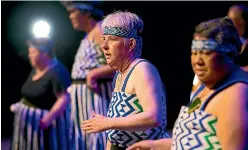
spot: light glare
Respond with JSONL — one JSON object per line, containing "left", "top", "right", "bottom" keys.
{"left": 32, "top": 20, "right": 50, "bottom": 38}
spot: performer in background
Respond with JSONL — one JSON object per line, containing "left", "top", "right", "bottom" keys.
{"left": 11, "top": 37, "right": 71, "bottom": 150}
{"left": 191, "top": 4, "right": 248, "bottom": 98}
{"left": 62, "top": 1, "right": 115, "bottom": 150}
{"left": 227, "top": 4, "right": 248, "bottom": 44}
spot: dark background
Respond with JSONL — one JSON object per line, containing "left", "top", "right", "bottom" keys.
{"left": 2, "top": 1, "right": 247, "bottom": 138}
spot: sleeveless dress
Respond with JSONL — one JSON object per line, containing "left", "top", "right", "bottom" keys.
{"left": 106, "top": 59, "right": 170, "bottom": 149}
{"left": 171, "top": 68, "right": 248, "bottom": 150}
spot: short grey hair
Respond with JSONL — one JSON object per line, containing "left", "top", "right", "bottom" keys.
{"left": 101, "top": 11, "right": 144, "bottom": 57}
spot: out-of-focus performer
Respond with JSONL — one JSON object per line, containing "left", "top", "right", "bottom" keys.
{"left": 61, "top": 1, "right": 115, "bottom": 150}
{"left": 227, "top": 4, "right": 248, "bottom": 44}
{"left": 191, "top": 4, "right": 248, "bottom": 98}
{"left": 11, "top": 37, "right": 71, "bottom": 150}
{"left": 236, "top": 39, "right": 248, "bottom": 72}
{"left": 81, "top": 11, "right": 170, "bottom": 150}
{"left": 127, "top": 17, "right": 248, "bottom": 150}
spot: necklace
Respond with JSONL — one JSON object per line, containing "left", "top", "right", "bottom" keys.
{"left": 116, "top": 73, "right": 122, "bottom": 91}
{"left": 115, "top": 58, "right": 138, "bottom": 91}
{"left": 115, "top": 63, "right": 131, "bottom": 91}
{"left": 188, "top": 87, "right": 211, "bottom": 113}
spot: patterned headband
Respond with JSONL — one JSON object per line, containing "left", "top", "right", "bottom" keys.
{"left": 66, "top": 3, "right": 94, "bottom": 11}
{"left": 191, "top": 39, "right": 238, "bottom": 55}
{"left": 103, "top": 26, "right": 138, "bottom": 38}
{"left": 27, "top": 38, "right": 54, "bottom": 53}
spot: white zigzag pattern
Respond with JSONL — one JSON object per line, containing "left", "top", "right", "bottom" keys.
{"left": 107, "top": 92, "right": 141, "bottom": 118}
{"left": 123, "top": 131, "right": 141, "bottom": 147}
{"left": 107, "top": 91, "right": 167, "bottom": 147}
{"left": 104, "top": 27, "right": 137, "bottom": 38}
{"left": 196, "top": 113, "right": 221, "bottom": 150}
{"left": 171, "top": 106, "right": 221, "bottom": 150}
{"left": 72, "top": 39, "right": 106, "bottom": 79}
{"left": 173, "top": 106, "right": 197, "bottom": 150}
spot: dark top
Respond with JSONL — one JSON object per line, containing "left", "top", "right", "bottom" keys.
{"left": 235, "top": 45, "right": 248, "bottom": 67}
{"left": 21, "top": 60, "right": 71, "bottom": 110}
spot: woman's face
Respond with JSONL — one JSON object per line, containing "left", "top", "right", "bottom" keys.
{"left": 28, "top": 47, "right": 46, "bottom": 67}
{"left": 69, "top": 10, "right": 89, "bottom": 31}
{"left": 101, "top": 35, "right": 129, "bottom": 67}
{"left": 191, "top": 35, "right": 227, "bottom": 84}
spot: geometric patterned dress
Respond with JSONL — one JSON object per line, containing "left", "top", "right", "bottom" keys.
{"left": 171, "top": 68, "right": 248, "bottom": 150}
{"left": 171, "top": 105, "right": 221, "bottom": 150}
{"left": 71, "top": 39, "right": 107, "bottom": 80}
{"left": 69, "top": 39, "right": 112, "bottom": 150}
{"left": 106, "top": 59, "right": 170, "bottom": 148}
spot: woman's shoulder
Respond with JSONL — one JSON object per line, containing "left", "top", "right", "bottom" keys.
{"left": 217, "top": 82, "right": 248, "bottom": 102}
{"left": 86, "top": 23, "right": 103, "bottom": 46}
{"left": 133, "top": 59, "right": 158, "bottom": 71}
{"left": 227, "top": 82, "right": 248, "bottom": 91}
{"left": 49, "top": 59, "right": 70, "bottom": 78}
{"left": 207, "top": 82, "right": 248, "bottom": 116}
{"left": 132, "top": 59, "right": 161, "bottom": 80}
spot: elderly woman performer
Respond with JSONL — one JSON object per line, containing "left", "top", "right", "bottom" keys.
{"left": 62, "top": 1, "right": 116, "bottom": 150}
{"left": 128, "top": 17, "right": 248, "bottom": 150}
{"left": 81, "top": 11, "right": 170, "bottom": 150}
{"left": 11, "top": 37, "right": 71, "bottom": 150}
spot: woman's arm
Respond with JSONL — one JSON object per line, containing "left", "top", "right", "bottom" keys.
{"left": 107, "top": 62, "right": 164, "bottom": 131}
{"left": 106, "top": 140, "right": 111, "bottom": 150}
{"left": 40, "top": 65, "right": 71, "bottom": 129}
{"left": 88, "top": 65, "right": 116, "bottom": 79}
{"left": 216, "top": 83, "right": 248, "bottom": 150}
{"left": 81, "top": 62, "right": 165, "bottom": 132}
{"left": 40, "top": 93, "right": 70, "bottom": 128}
{"left": 86, "top": 65, "right": 116, "bottom": 90}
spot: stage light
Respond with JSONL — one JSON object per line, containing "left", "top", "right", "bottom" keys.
{"left": 32, "top": 20, "right": 50, "bottom": 38}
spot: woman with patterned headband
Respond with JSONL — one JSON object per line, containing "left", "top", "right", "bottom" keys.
{"left": 61, "top": 1, "right": 116, "bottom": 150}
{"left": 81, "top": 11, "right": 170, "bottom": 150}
{"left": 191, "top": 4, "right": 248, "bottom": 100}
{"left": 128, "top": 17, "right": 248, "bottom": 150}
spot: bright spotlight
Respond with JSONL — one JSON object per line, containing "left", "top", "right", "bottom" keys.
{"left": 32, "top": 20, "right": 50, "bottom": 38}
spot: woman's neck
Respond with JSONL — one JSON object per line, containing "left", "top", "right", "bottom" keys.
{"left": 86, "top": 21, "right": 102, "bottom": 43}
{"left": 118, "top": 56, "right": 137, "bottom": 74}
{"left": 35, "top": 59, "right": 55, "bottom": 73}
{"left": 85, "top": 19, "right": 98, "bottom": 34}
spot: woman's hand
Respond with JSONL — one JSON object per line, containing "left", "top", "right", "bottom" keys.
{"left": 81, "top": 111, "right": 110, "bottom": 133}
{"left": 67, "top": 85, "right": 72, "bottom": 93}
{"left": 39, "top": 117, "right": 51, "bottom": 130}
{"left": 10, "top": 103, "right": 20, "bottom": 113}
{"left": 39, "top": 93, "right": 70, "bottom": 130}
{"left": 127, "top": 139, "right": 172, "bottom": 150}
{"left": 86, "top": 70, "right": 100, "bottom": 94}
{"left": 127, "top": 140, "right": 155, "bottom": 150}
